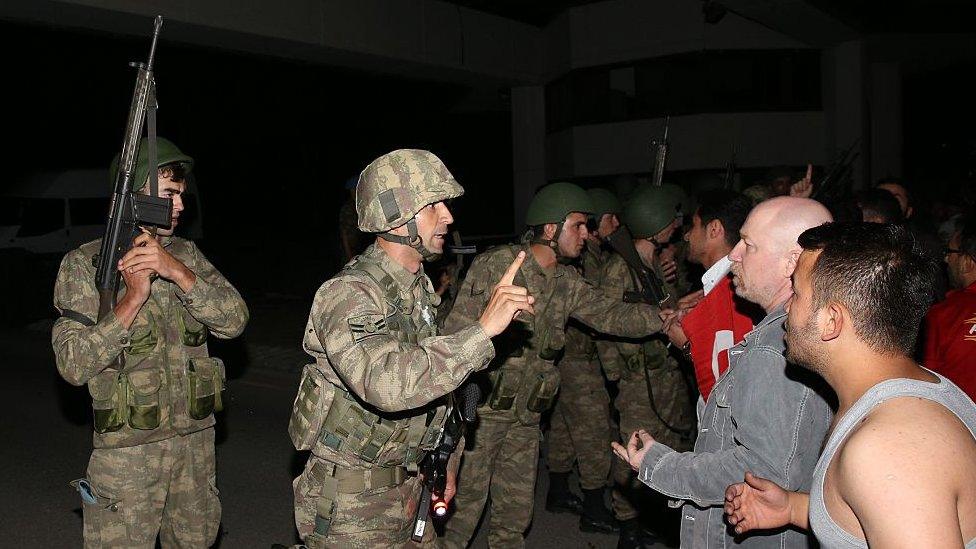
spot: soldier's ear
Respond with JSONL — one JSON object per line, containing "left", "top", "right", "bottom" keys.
{"left": 544, "top": 223, "right": 558, "bottom": 240}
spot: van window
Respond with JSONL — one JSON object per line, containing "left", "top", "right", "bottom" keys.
{"left": 69, "top": 197, "right": 109, "bottom": 226}
{"left": 16, "top": 198, "right": 64, "bottom": 237}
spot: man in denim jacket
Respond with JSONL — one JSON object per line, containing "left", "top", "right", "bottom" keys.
{"left": 614, "top": 196, "right": 834, "bottom": 548}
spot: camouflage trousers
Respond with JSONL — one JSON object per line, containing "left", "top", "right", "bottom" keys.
{"left": 440, "top": 415, "right": 539, "bottom": 549}
{"left": 293, "top": 454, "right": 433, "bottom": 548}
{"left": 81, "top": 427, "right": 220, "bottom": 548}
{"left": 611, "top": 365, "right": 694, "bottom": 521}
{"left": 546, "top": 357, "right": 613, "bottom": 490}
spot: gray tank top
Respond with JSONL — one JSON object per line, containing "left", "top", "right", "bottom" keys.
{"left": 809, "top": 371, "right": 976, "bottom": 548}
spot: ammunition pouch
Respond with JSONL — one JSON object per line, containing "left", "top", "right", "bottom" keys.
{"left": 124, "top": 312, "right": 159, "bottom": 365}
{"left": 311, "top": 384, "right": 447, "bottom": 468}
{"left": 515, "top": 365, "right": 561, "bottom": 425}
{"left": 186, "top": 357, "right": 225, "bottom": 420}
{"left": 126, "top": 368, "right": 162, "bottom": 430}
{"left": 289, "top": 365, "right": 332, "bottom": 451}
{"left": 487, "top": 368, "right": 522, "bottom": 411}
{"left": 89, "top": 371, "right": 126, "bottom": 434}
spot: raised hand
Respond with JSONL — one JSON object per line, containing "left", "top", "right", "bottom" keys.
{"left": 478, "top": 251, "right": 535, "bottom": 338}
{"left": 789, "top": 164, "right": 813, "bottom": 198}
{"left": 724, "top": 472, "right": 795, "bottom": 535}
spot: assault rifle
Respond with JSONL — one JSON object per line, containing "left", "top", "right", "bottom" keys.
{"left": 812, "top": 140, "right": 860, "bottom": 202}
{"left": 95, "top": 15, "right": 172, "bottom": 325}
{"left": 411, "top": 383, "right": 479, "bottom": 542}
{"left": 724, "top": 146, "right": 737, "bottom": 190}
{"left": 650, "top": 116, "right": 670, "bottom": 186}
{"left": 606, "top": 226, "right": 675, "bottom": 310}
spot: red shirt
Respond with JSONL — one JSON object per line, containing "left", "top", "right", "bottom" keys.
{"left": 924, "top": 281, "right": 976, "bottom": 402}
{"left": 681, "top": 275, "right": 756, "bottom": 401}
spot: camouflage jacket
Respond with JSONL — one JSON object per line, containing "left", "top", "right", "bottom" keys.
{"left": 562, "top": 239, "right": 608, "bottom": 361}
{"left": 300, "top": 243, "right": 494, "bottom": 468}
{"left": 444, "top": 243, "right": 662, "bottom": 424}
{"left": 52, "top": 237, "right": 248, "bottom": 449}
{"left": 597, "top": 252, "right": 682, "bottom": 380}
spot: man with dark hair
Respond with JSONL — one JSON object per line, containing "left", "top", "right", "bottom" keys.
{"left": 662, "top": 189, "right": 758, "bottom": 402}
{"left": 875, "top": 178, "right": 913, "bottom": 219}
{"left": 53, "top": 138, "right": 249, "bottom": 547}
{"left": 924, "top": 217, "right": 976, "bottom": 401}
{"left": 613, "top": 196, "right": 834, "bottom": 549}
{"left": 545, "top": 187, "right": 621, "bottom": 534}
{"left": 724, "top": 222, "right": 976, "bottom": 547}
{"left": 856, "top": 188, "right": 903, "bottom": 224}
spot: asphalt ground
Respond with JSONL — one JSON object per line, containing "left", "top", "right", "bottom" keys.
{"left": 0, "top": 294, "right": 676, "bottom": 548}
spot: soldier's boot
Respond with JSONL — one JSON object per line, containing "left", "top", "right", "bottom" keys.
{"left": 545, "top": 471, "right": 583, "bottom": 515}
{"left": 579, "top": 487, "right": 619, "bottom": 534}
{"left": 617, "top": 518, "right": 658, "bottom": 549}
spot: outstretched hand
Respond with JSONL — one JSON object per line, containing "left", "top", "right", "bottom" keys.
{"left": 611, "top": 429, "right": 656, "bottom": 472}
{"left": 478, "top": 251, "right": 535, "bottom": 337}
{"left": 724, "top": 472, "right": 793, "bottom": 535}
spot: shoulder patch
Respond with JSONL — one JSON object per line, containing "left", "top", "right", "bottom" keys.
{"left": 348, "top": 313, "right": 389, "bottom": 342}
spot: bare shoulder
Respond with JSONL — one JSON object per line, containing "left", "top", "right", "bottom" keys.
{"left": 837, "top": 396, "right": 975, "bottom": 494}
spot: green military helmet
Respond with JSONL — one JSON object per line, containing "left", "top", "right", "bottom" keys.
{"left": 586, "top": 187, "right": 622, "bottom": 217}
{"left": 109, "top": 137, "right": 194, "bottom": 192}
{"left": 525, "top": 182, "right": 594, "bottom": 226}
{"left": 622, "top": 183, "right": 687, "bottom": 239}
{"left": 356, "top": 149, "right": 464, "bottom": 233}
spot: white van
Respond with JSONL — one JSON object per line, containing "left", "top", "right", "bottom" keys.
{"left": 1, "top": 169, "right": 202, "bottom": 255}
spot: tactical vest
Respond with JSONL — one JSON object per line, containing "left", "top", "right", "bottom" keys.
{"left": 482, "top": 246, "right": 563, "bottom": 424}
{"left": 289, "top": 254, "right": 448, "bottom": 470}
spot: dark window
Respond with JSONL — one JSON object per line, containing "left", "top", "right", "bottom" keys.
{"left": 546, "top": 49, "right": 822, "bottom": 133}
{"left": 69, "top": 197, "right": 109, "bottom": 226}
{"left": 16, "top": 198, "right": 63, "bottom": 237}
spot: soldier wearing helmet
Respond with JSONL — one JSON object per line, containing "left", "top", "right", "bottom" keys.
{"left": 597, "top": 183, "right": 697, "bottom": 548}
{"left": 288, "top": 149, "right": 533, "bottom": 547}
{"left": 441, "top": 182, "right": 666, "bottom": 548}
{"left": 545, "top": 186, "right": 621, "bottom": 534}
{"left": 53, "top": 137, "right": 248, "bottom": 547}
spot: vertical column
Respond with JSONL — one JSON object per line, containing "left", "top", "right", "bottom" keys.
{"left": 869, "top": 61, "right": 903, "bottom": 181}
{"left": 822, "top": 40, "right": 868, "bottom": 189}
{"left": 511, "top": 85, "right": 547, "bottom": 232}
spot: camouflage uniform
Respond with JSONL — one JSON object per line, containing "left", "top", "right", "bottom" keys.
{"left": 289, "top": 150, "right": 494, "bottom": 548}
{"left": 546, "top": 239, "right": 614, "bottom": 491}
{"left": 440, "top": 243, "right": 662, "bottom": 548}
{"left": 52, "top": 236, "right": 248, "bottom": 548}
{"left": 598, "top": 253, "right": 695, "bottom": 523}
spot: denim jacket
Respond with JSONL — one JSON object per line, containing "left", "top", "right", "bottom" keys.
{"left": 637, "top": 304, "right": 833, "bottom": 548}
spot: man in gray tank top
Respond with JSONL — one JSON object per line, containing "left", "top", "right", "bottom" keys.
{"left": 724, "top": 222, "right": 976, "bottom": 548}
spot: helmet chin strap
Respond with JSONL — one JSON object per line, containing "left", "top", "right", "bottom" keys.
{"left": 379, "top": 218, "right": 440, "bottom": 261}
{"left": 529, "top": 223, "right": 574, "bottom": 264}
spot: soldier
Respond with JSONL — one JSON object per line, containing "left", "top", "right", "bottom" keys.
{"left": 599, "top": 184, "right": 697, "bottom": 548}
{"left": 52, "top": 137, "right": 249, "bottom": 548}
{"left": 288, "top": 149, "right": 533, "bottom": 547}
{"left": 545, "top": 188, "right": 620, "bottom": 533}
{"left": 441, "top": 182, "right": 664, "bottom": 548}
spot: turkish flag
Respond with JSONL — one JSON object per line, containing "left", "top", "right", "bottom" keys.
{"left": 681, "top": 275, "right": 756, "bottom": 401}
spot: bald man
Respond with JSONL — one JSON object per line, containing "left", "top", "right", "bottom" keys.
{"left": 613, "top": 197, "right": 835, "bottom": 549}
